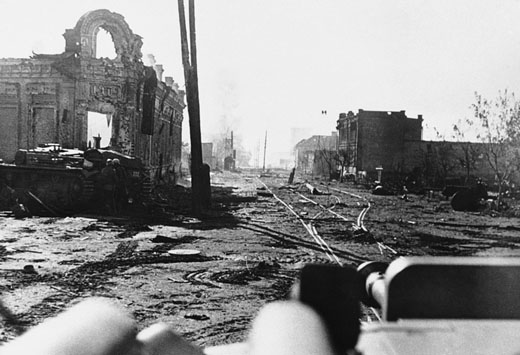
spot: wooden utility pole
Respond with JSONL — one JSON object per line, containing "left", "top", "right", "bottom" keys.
{"left": 262, "top": 131, "right": 267, "bottom": 171}
{"left": 178, "top": 0, "right": 210, "bottom": 214}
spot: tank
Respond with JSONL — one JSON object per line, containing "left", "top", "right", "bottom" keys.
{"left": 0, "top": 143, "right": 151, "bottom": 215}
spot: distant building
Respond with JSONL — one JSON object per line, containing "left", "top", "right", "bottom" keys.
{"left": 336, "top": 110, "right": 423, "bottom": 173}
{"left": 223, "top": 131, "right": 236, "bottom": 171}
{"left": 278, "top": 157, "right": 294, "bottom": 170}
{"left": 294, "top": 133, "right": 338, "bottom": 177}
{"left": 201, "top": 142, "right": 216, "bottom": 170}
{"left": 290, "top": 127, "right": 313, "bottom": 152}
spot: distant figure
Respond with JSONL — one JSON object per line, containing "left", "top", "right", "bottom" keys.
{"left": 112, "top": 158, "right": 128, "bottom": 213}
{"left": 400, "top": 185, "right": 409, "bottom": 201}
{"left": 100, "top": 159, "right": 116, "bottom": 213}
{"left": 288, "top": 168, "right": 296, "bottom": 184}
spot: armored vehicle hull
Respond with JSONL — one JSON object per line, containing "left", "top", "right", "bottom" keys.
{"left": 0, "top": 144, "right": 151, "bottom": 215}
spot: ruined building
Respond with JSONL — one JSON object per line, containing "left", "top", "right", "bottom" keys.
{"left": 0, "top": 9, "right": 185, "bottom": 181}
{"left": 294, "top": 133, "right": 338, "bottom": 177}
{"left": 336, "top": 110, "right": 423, "bottom": 173}
{"left": 336, "top": 109, "right": 492, "bottom": 185}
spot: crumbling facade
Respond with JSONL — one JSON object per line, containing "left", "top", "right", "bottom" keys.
{"left": 0, "top": 9, "right": 185, "bottom": 181}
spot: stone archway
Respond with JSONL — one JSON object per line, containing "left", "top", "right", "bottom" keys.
{"left": 64, "top": 9, "right": 143, "bottom": 63}
{"left": 63, "top": 9, "right": 146, "bottom": 152}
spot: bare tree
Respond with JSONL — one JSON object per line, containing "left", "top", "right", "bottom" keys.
{"left": 434, "top": 141, "right": 458, "bottom": 185}
{"left": 416, "top": 145, "right": 454, "bottom": 187}
{"left": 336, "top": 148, "right": 355, "bottom": 182}
{"left": 452, "top": 120, "right": 481, "bottom": 183}
{"left": 314, "top": 136, "right": 343, "bottom": 180}
{"left": 471, "top": 90, "right": 520, "bottom": 209}
{"left": 298, "top": 152, "right": 311, "bottom": 174}
{"left": 315, "top": 148, "right": 337, "bottom": 180}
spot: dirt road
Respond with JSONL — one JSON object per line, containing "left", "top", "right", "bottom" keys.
{"left": 1, "top": 169, "right": 519, "bottom": 347}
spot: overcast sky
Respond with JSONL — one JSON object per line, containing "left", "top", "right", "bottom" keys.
{"left": 1, "top": 1, "right": 520, "bottom": 164}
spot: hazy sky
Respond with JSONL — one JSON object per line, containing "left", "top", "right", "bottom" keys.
{"left": 1, "top": 1, "right": 520, "bottom": 164}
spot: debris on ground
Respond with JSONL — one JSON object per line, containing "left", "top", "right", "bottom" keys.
{"left": 184, "top": 313, "right": 210, "bottom": 321}
{"left": 256, "top": 188, "right": 273, "bottom": 197}
{"left": 371, "top": 185, "right": 393, "bottom": 196}
{"left": 1, "top": 170, "right": 520, "bottom": 347}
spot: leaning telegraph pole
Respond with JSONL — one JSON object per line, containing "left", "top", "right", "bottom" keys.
{"left": 178, "top": 0, "right": 211, "bottom": 214}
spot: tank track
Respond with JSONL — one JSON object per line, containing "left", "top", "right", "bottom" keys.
{"left": 0, "top": 164, "right": 96, "bottom": 216}
{"left": 78, "top": 177, "right": 95, "bottom": 206}
{"left": 141, "top": 177, "right": 153, "bottom": 202}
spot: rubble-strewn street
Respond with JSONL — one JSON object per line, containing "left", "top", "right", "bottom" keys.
{"left": 1, "top": 170, "right": 520, "bottom": 347}
{"left": 2, "top": 3, "right": 520, "bottom": 354}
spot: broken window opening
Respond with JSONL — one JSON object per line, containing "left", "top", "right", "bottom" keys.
{"left": 87, "top": 111, "right": 113, "bottom": 149}
{"left": 95, "top": 28, "right": 117, "bottom": 59}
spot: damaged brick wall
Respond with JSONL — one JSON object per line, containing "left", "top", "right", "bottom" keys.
{"left": 0, "top": 9, "right": 185, "bottom": 181}
{"left": 336, "top": 109, "right": 495, "bottom": 185}
{"left": 337, "top": 109, "right": 423, "bottom": 173}
{"left": 356, "top": 110, "right": 422, "bottom": 172}
{"left": 401, "top": 140, "right": 494, "bottom": 185}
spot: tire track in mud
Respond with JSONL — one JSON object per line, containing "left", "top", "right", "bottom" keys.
{"left": 182, "top": 315, "right": 252, "bottom": 346}
{"left": 179, "top": 261, "right": 296, "bottom": 346}
{"left": 183, "top": 262, "right": 295, "bottom": 295}
{"left": 0, "top": 239, "right": 216, "bottom": 340}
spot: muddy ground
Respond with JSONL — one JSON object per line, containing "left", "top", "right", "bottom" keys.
{"left": 1, "top": 169, "right": 520, "bottom": 347}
